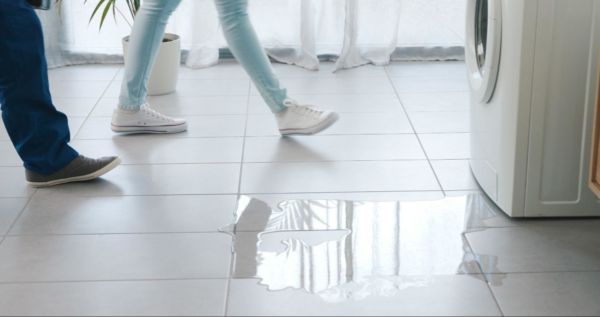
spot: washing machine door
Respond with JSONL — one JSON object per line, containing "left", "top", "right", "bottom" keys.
{"left": 466, "top": 0, "right": 502, "bottom": 103}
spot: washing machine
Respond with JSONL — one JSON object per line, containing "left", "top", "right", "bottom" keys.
{"left": 467, "top": 0, "right": 600, "bottom": 217}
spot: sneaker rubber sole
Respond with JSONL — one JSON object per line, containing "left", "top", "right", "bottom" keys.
{"left": 279, "top": 112, "right": 340, "bottom": 136}
{"left": 27, "top": 157, "right": 122, "bottom": 188}
{"left": 111, "top": 123, "right": 188, "bottom": 134}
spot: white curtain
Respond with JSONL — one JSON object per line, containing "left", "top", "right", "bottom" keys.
{"left": 39, "top": 0, "right": 466, "bottom": 70}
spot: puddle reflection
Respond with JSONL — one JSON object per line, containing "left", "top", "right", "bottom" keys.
{"left": 220, "top": 193, "right": 506, "bottom": 302}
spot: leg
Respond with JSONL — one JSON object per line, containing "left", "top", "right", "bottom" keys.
{"left": 113, "top": 0, "right": 187, "bottom": 135}
{"left": 118, "top": 0, "right": 182, "bottom": 110}
{"left": 214, "top": 0, "right": 287, "bottom": 113}
{"left": 0, "top": 0, "right": 78, "bottom": 174}
{"left": 214, "top": 0, "right": 339, "bottom": 135}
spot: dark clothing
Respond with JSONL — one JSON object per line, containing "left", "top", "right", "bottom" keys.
{"left": 0, "top": 0, "right": 78, "bottom": 174}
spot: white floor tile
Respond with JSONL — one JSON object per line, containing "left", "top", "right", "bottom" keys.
{"left": 248, "top": 94, "right": 402, "bottom": 115}
{"left": 409, "top": 111, "right": 471, "bottom": 133}
{"left": 75, "top": 116, "right": 247, "bottom": 139}
{"left": 179, "top": 61, "right": 249, "bottom": 80}
{"left": 386, "top": 62, "right": 467, "bottom": 79}
{"left": 466, "top": 224, "right": 600, "bottom": 273}
{"left": 431, "top": 160, "right": 479, "bottom": 191}
{"left": 392, "top": 77, "right": 469, "bottom": 93}
{"left": 243, "top": 135, "right": 426, "bottom": 162}
{"left": 0, "top": 233, "right": 232, "bottom": 282}
{"left": 92, "top": 95, "right": 249, "bottom": 117}
{"left": 0, "top": 167, "right": 35, "bottom": 198}
{"left": 226, "top": 276, "right": 501, "bottom": 316}
{"left": 241, "top": 161, "right": 440, "bottom": 194}
{"left": 37, "top": 164, "right": 240, "bottom": 196}
{"left": 72, "top": 137, "right": 243, "bottom": 165}
{"left": 490, "top": 272, "right": 600, "bottom": 316}
{"left": 0, "top": 141, "right": 21, "bottom": 167}
{"left": 71, "top": 117, "right": 114, "bottom": 139}
{"left": 102, "top": 80, "right": 122, "bottom": 98}
{"left": 104, "top": 79, "right": 251, "bottom": 99}
{"left": 90, "top": 98, "right": 119, "bottom": 117}
{"left": 0, "top": 279, "right": 227, "bottom": 316}
{"left": 246, "top": 112, "right": 413, "bottom": 137}
{"left": 248, "top": 192, "right": 446, "bottom": 205}
{"left": 273, "top": 63, "right": 388, "bottom": 78}
{"left": 10, "top": 193, "right": 237, "bottom": 235}
{"left": 252, "top": 77, "right": 395, "bottom": 95}
{"left": 50, "top": 81, "right": 111, "bottom": 99}
{"left": 0, "top": 198, "right": 27, "bottom": 235}
{"left": 0, "top": 122, "right": 8, "bottom": 141}
{"left": 53, "top": 98, "right": 99, "bottom": 117}
{"left": 420, "top": 133, "right": 471, "bottom": 160}
{"left": 49, "top": 65, "right": 121, "bottom": 82}
{"left": 66, "top": 116, "right": 87, "bottom": 137}
{"left": 399, "top": 91, "right": 470, "bottom": 113}
{"left": 175, "top": 79, "right": 250, "bottom": 97}
{"left": 89, "top": 98, "right": 116, "bottom": 117}
{"left": 147, "top": 95, "right": 248, "bottom": 116}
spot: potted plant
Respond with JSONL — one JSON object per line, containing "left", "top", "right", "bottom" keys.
{"left": 56, "top": 0, "right": 181, "bottom": 95}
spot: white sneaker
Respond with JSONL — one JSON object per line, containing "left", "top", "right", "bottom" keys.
{"left": 111, "top": 104, "right": 187, "bottom": 134}
{"left": 276, "top": 99, "right": 339, "bottom": 136}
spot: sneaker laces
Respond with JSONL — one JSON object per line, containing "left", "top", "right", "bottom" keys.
{"left": 283, "top": 99, "right": 325, "bottom": 119}
{"left": 141, "top": 105, "right": 175, "bottom": 122}
{"left": 291, "top": 105, "right": 323, "bottom": 119}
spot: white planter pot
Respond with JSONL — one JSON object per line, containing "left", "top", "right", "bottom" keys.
{"left": 122, "top": 33, "right": 181, "bottom": 96}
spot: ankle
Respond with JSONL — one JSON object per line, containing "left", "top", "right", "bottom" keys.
{"left": 118, "top": 104, "right": 143, "bottom": 113}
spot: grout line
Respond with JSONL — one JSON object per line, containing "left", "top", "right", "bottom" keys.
{"left": 1, "top": 190, "right": 38, "bottom": 244}
{"left": 26, "top": 189, "right": 447, "bottom": 199}
{"left": 384, "top": 66, "right": 448, "bottom": 196}
{"left": 2, "top": 158, "right": 470, "bottom": 168}
{"left": 5, "top": 231, "right": 234, "bottom": 238}
{"left": 239, "top": 189, "right": 445, "bottom": 195}
{"left": 0, "top": 271, "right": 533, "bottom": 287}
{"left": 2, "top": 190, "right": 448, "bottom": 199}
{"left": 484, "top": 271, "right": 600, "bottom": 275}
{"left": 73, "top": 132, "right": 423, "bottom": 141}
{"left": 9, "top": 132, "right": 474, "bottom": 140}
{"left": 70, "top": 70, "right": 122, "bottom": 140}
{"left": 225, "top": 80, "right": 252, "bottom": 317}
{"left": 3, "top": 270, "right": 600, "bottom": 287}
{"left": 87, "top": 110, "right": 404, "bottom": 118}
{"left": 20, "top": 158, "right": 466, "bottom": 167}
{"left": 462, "top": 235, "right": 506, "bottom": 316}
{"left": 0, "top": 277, "right": 233, "bottom": 286}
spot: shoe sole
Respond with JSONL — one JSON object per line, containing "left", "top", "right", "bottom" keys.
{"left": 279, "top": 113, "right": 340, "bottom": 136}
{"left": 27, "top": 157, "right": 122, "bottom": 188}
{"left": 111, "top": 123, "right": 188, "bottom": 134}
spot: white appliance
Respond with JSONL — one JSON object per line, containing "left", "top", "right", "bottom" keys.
{"left": 467, "top": 0, "right": 600, "bottom": 217}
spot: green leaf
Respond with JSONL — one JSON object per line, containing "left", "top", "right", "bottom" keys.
{"left": 83, "top": 0, "right": 138, "bottom": 31}
{"left": 88, "top": 0, "right": 107, "bottom": 27}
{"left": 98, "top": 0, "right": 116, "bottom": 30}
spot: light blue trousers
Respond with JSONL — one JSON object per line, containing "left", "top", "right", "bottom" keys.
{"left": 119, "top": 0, "right": 288, "bottom": 113}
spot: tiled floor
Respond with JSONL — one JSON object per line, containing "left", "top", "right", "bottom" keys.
{"left": 0, "top": 61, "right": 599, "bottom": 316}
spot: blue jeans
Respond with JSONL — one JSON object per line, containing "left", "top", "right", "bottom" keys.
{"left": 0, "top": 0, "right": 78, "bottom": 174}
{"left": 119, "top": 0, "right": 288, "bottom": 113}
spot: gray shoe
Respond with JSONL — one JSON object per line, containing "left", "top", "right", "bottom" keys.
{"left": 26, "top": 155, "right": 121, "bottom": 188}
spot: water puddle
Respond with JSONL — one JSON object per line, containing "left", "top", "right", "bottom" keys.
{"left": 220, "top": 193, "right": 507, "bottom": 302}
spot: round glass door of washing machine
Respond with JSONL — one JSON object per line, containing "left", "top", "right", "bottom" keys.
{"left": 466, "top": 0, "right": 502, "bottom": 103}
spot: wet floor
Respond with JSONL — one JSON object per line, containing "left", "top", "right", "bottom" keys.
{"left": 217, "top": 194, "right": 600, "bottom": 315}
{"left": 222, "top": 194, "right": 517, "bottom": 302}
